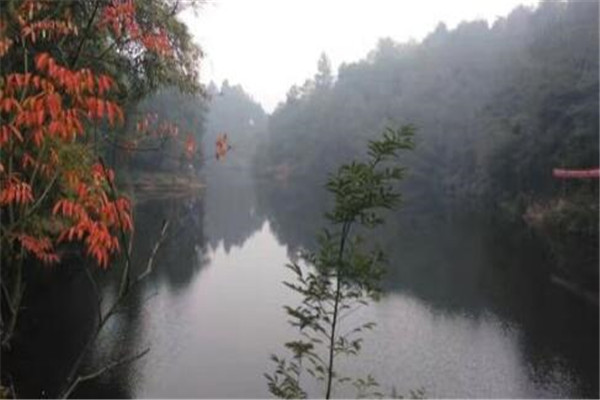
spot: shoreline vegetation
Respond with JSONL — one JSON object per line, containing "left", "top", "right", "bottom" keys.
{"left": 124, "top": 172, "right": 206, "bottom": 203}
{"left": 1, "top": 0, "right": 597, "bottom": 397}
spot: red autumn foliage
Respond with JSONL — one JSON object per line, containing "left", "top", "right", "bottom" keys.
{"left": 185, "top": 134, "right": 197, "bottom": 160}
{"left": 0, "top": 177, "right": 34, "bottom": 206}
{"left": 98, "top": 0, "right": 172, "bottom": 57}
{"left": 215, "top": 133, "right": 231, "bottom": 161}
{"left": 1, "top": 0, "right": 174, "bottom": 268}
{"left": 17, "top": 234, "right": 59, "bottom": 264}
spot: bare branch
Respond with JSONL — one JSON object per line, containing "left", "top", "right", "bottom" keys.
{"left": 60, "top": 348, "right": 150, "bottom": 399}
{"left": 82, "top": 266, "right": 103, "bottom": 326}
{"left": 136, "top": 220, "right": 170, "bottom": 282}
{"left": 1, "top": 281, "right": 15, "bottom": 316}
{"left": 102, "top": 135, "right": 170, "bottom": 152}
{"left": 70, "top": 0, "right": 102, "bottom": 68}
{"left": 59, "top": 219, "right": 170, "bottom": 398}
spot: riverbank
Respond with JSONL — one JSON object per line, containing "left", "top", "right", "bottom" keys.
{"left": 523, "top": 190, "right": 599, "bottom": 297}
{"left": 123, "top": 171, "right": 206, "bottom": 203}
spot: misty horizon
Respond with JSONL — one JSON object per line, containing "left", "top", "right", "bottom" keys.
{"left": 184, "top": 0, "right": 540, "bottom": 112}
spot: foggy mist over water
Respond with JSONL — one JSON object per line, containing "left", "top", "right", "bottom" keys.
{"left": 2, "top": 0, "right": 598, "bottom": 398}
{"left": 126, "top": 1, "right": 600, "bottom": 395}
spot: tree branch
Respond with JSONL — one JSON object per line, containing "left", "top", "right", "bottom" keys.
{"left": 59, "top": 217, "right": 170, "bottom": 398}
{"left": 82, "top": 266, "right": 103, "bottom": 326}
{"left": 70, "top": 0, "right": 102, "bottom": 68}
{"left": 102, "top": 135, "right": 169, "bottom": 152}
{"left": 135, "top": 220, "right": 169, "bottom": 282}
{"left": 98, "top": 157, "right": 132, "bottom": 298}
{"left": 60, "top": 348, "right": 150, "bottom": 399}
{"left": 1, "top": 281, "right": 15, "bottom": 316}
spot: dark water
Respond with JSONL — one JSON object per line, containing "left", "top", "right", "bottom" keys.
{"left": 5, "top": 173, "right": 599, "bottom": 398}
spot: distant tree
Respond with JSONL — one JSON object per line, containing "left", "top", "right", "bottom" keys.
{"left": 315, "top": 52, "right": 333, "bottom": 89}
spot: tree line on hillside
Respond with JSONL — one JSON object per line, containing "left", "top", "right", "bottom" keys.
{"left": 251, "top": 0, "right": 598, "bottom": 290}
{"left": 189, "top": 1, "right": 598, "bottom": 291}
{"left": 256, "top": 0, "right": 598, "bottom": 209}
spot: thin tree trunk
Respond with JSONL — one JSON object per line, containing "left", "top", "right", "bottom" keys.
{"left": 325, "top": 221, "right": 350, "bottom": 399}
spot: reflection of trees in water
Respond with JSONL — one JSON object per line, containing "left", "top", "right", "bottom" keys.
{"left": 3, "top": 195, "right": 209, "bottom": 398}
{"left": 257, "top": 178, "right": 538, "bottom": 318}
{"left": 204, "top": 170, "right": 265, "bottom": 253}
{"left": 3, "top": 264, "right": 102, "bottom": 398}
{"left": 200, "top": 79, "right": 268, "bottom": 253}
{"left": 255, "top": 179, "right": 328, "bottom": 256}
{"left": 3, "top": 260, "right": 138, "bottom": 397}
{"left": 378, "top": 212, "right": 546, "bottom": 315}
{"left": 255, "top": 180, "right": 598, "bottom": 397}
{"left": 257, "top": 179, "right": 555, "bottom": 319}
{"left": 74, "top": 195, "right": 210, "bottom": 397}
{"left": 130, "top": 196, "right": 209, "bottom": 290}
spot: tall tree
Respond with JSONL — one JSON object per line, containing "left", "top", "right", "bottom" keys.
{"left": 315, "top": 52, "right": 333, "bottom": 89}
{"left": 0, "top": 0, "right": 202, "bottom": 349}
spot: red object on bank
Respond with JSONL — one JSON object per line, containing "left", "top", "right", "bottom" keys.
{"left": 552, "top": 168, "right": 600, "bottom": 179}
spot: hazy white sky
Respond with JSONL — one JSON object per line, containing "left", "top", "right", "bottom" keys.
{"left": 182, "top": 0, "right": 538, "bottom": 112}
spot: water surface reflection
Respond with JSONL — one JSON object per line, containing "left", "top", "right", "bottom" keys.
{"left": 9, "top": 178, "right": 598, "bottom": 398}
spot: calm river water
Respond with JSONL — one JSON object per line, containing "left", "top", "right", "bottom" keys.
{"left": 10, "top": 174, "right": 599, "bottom": 398}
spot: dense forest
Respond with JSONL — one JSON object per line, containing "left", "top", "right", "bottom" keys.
{"left": 136, "top": 0, "right": 600, "bottom": 314}
{"left": 252, "top": 0, "right": 599, "bottom": 292}
{"left": 1, "top": 0, "right": 598, "bottom": 398}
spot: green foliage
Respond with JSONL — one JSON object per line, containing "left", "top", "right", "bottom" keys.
{"left": 265, "top": 354, "right": 308, "bottom": 399}
{"left": 255, "top": 0, "right": 598, "bottom": 213}
{"left": 327, "top": 127, "right": 414, "bottom": 226}
{"left": 254, "top": 0, "right": 598, "bottom": 288}
{"left": 353, "top": 374, "right": 383, "bottom": 399}
{"left": 265, "top": 127, "right": 414, "bottom": 399}
{"left": 390, "top": 386, "right": 426, "bottom": 399}
{"left": 0, "top": 0, "right": 203, "bottom": 101}
{"left": 130, "top": 0, "right": 203, "bottom": 98}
